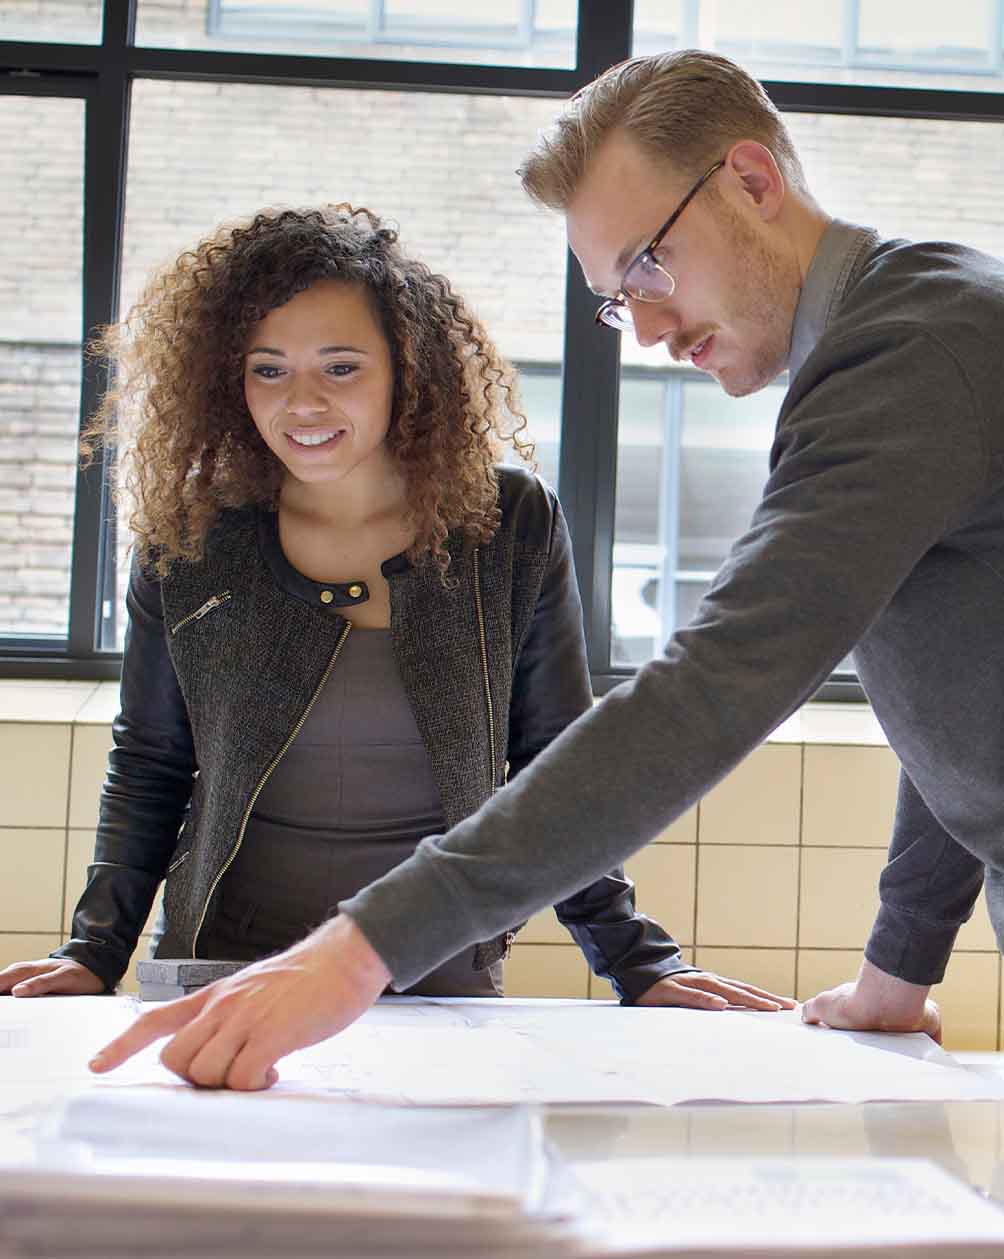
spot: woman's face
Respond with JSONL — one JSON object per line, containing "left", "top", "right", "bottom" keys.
{"left": 243, "top": 278, "right": 395, "bottom": 488}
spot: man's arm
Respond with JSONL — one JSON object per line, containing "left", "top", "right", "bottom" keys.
{"left": 802, "top": 768, "right": 984, "bottom": 1036}
{"left": 91, "top": 327, "right": 989, "bottom": 1083}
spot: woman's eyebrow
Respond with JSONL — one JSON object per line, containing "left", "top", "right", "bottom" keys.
{"left": 245, "top": 344, "right": 369, "bottom": 355}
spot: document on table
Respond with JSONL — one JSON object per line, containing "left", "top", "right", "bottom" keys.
{"left": 3, "top": 995, "right": 1003, "bottom": 1107}
{"left": 570, "top": 1155, "right": 1004, "bottom": 1256}
{"left": 0, "top": 1090, "right": 576, "bottom": 1257}
{"left": 278, "top": 999, "right": 1004, "bottom": 1106}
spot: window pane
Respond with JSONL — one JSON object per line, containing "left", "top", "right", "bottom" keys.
{"left": 633, "top": 0, "right": 1004, "bottom": 91}
{"left": 0, "top": 95, "right": 84, "bottom": 638}
{"left": 135, "top": 0, "right": 577, "bottom": 68}
{"left": 0, "top": 0, "right": 101, "bottom": 43}
{"left": 109, "top": 79, "right": 566, "bottom": 646}
{"left": 611, "top": 111, "right": 1004, "bottom": 666}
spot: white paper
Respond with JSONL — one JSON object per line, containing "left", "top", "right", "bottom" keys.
{"left": 277, "top": 999, "right": 1004, "bottom": 1106}
{"left": 569, "top": 1156, "right": 1004, "bottom": 1255}
{"left": 3, "top": 996, "right": 1002, "bottom": 1108}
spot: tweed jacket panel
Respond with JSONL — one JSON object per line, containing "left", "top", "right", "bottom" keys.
{"left": 157, "top": 507, "right": 350, "bottom": 957}
{"left": 156, "top": 475, "right": 551, "bottom": 963}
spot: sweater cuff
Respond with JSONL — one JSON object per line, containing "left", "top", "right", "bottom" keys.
{"left": 864, "top": 901, "right": 963, "bottom": 987}
{"left": 339, "top": 843, "right": 481, "bottom": 991}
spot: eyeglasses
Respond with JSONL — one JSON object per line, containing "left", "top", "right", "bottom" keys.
{"left": 595, "top": 158, "right": 726, "bottom": 332}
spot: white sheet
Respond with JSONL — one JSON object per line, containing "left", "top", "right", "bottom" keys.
{"left": 2, "top": 996, "right": 1001, "bottom": 1107}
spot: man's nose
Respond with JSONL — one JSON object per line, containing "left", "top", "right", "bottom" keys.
{"left": 629, "top": 297, "right": 678, "bottom": 350}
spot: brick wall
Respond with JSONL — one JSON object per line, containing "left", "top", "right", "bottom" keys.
{"left": 4, "top": 1, "right": 1004, "bottom": 635}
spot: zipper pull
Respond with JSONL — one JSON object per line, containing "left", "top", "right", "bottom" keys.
{"left": 193, "top": 592, "right": 232, "bottom": 620}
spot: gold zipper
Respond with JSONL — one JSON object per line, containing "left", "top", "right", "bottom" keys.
{"left": 472, "top": 548, "right": 497, "bottom": 792}
{"left": 191, "top": 620, "right": 352, "bottom": 956}
{"left": 170, "top": 591, "right": 233, "bottom": 637}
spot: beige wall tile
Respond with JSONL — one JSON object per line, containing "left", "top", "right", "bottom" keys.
{"left": 937, "top": 953, "right": 999, "bottom": 1051}
{"left": 74, "top": 683, "right": 121, "bottom": 725}
{"left": 699, "top": 745, "right": 801, "bottom": 845}
{"left": 802, "top": 745, "right": 899, "bottom": 848}
{"left": 626, "top": 845, "right": 696, "bottom": 948}
{"left": 696, "top": 845, "right": 799, "bottom": 948}
{"left": 796, "top": 949, "right": 861, "bottom": 1003}
{"left": 0, "top": 723, "right": 71, "bottom": 828}
{"left": 589, "top": 947, "right": 694, "bottom": 1000}
{"left": 64, "top": 829, "right": 163, "bottom": 937}
{"left": 503, "top": 944, "right": 588, "bottom": 999}
{"left": 956, "top": 890, "right": 998, "bottom": 952}
{"left": 0, "top": 681, "right": 96, "bottom": 724}
{"left": 68, "top": 724, "right": 112, "bottom": 830}
{"left": 116, "top": 944, "right": 153, "bottom": 996}
{"left": 520, "top": 907, "right": 571, "bottom": 946}
{"left": 799, "top": 848, "right": 885, "bottom": 950}
{"left": 694, "top": 947, "right": 796, "bottom": 1000}
{"left": 0, "top": 828, "right": 65, "bottom": 933}
{"left": 653, "top": 807, "right": 697, "bottom": 845}
{"left": 0, "top": 933, "right": 61, "bottom": 970}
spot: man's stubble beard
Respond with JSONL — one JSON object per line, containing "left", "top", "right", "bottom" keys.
{"left": 712, "top": 197, "right": 802, "bottom": 398}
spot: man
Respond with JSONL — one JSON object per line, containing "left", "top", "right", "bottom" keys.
{"left": 93, "top": 50, "right": 1001, "bottom": 1089}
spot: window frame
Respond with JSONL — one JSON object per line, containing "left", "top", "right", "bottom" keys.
{"left": 3, "top": 0, "right": 1004, "bottom": 702}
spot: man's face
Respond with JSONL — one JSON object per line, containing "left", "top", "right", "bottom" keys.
{"left": 566, "top": 130, "right": 801, "bottom": 397}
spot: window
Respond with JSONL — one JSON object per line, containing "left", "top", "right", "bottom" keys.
{"left": 4, "top": 0, "right": 1004, "bottom": 702}
{"left": 0, "top": 1, "right": 102, "bottom": 43}
{"left": 0, "top": 95, "right": 86, "bottom": 639}
{"left": 137, "top": 0, "right": 578, "bottom": 67}
{"left": 633, "top": 0, "right": 1004, "bottom": 90}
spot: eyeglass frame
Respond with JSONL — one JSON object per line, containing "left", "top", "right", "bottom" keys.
{"left": 594, "top": 157, "right": 726, "bottom": 331}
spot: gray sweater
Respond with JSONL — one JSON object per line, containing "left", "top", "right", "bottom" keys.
{"left": 341, "top": 221, "right": 1004, "bottom": 991}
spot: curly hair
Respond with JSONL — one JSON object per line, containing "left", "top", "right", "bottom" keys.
{"left": 84, "top": 204, "right": 534, "bottom": 578}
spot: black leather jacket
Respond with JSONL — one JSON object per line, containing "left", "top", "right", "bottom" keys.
{"left": 53, "top": 467, "right": 694, "bottom": 1000}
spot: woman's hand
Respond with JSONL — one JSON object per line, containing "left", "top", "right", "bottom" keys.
{"left": 89, "top": 914, "right": 391, "bottom": 1090}
{"left": 635, "top": 971, "right": 796, "bottom": 1011}
{"left": 0, "top": 957, "right": 105, "bottom": 997}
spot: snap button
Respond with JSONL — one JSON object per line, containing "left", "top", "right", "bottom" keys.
{"left": 319, "top": 590, "right": 334, "bottom": 604}
{"left": 348, "top": 583, "right": 363, "bottom": 598}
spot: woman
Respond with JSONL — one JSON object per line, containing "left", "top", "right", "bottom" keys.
{"left": 1, "top": 205, "right": 786, "bottom": 1010}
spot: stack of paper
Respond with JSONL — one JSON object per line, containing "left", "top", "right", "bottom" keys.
{"left": 570, "top": 1156, "right": 1004, "bottom": 1257}
{"left": 0, "top": 1089, "right": 577, "bottom": 1257}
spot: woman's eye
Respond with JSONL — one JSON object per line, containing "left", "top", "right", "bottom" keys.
{"left": 327, "top": 363, "right": 357, "bottom": 378}
{"left": 250, "top": 364, "right": 284, "bottom": 380}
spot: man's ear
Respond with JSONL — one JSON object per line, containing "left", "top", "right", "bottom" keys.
{"left": 724, "top": 140, "right": 786, "bottom": 220}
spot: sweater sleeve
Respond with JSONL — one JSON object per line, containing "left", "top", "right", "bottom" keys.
{"left": 865, "top": 769, "right": 985, "bottom": 984}
{"left": 340, "top": 327, "right": 992, "bottom": 990}
{"left": 506, "top": 486, "right": 696, "bottom": 1000}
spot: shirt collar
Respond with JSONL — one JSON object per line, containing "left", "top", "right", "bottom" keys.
{"left": 788, "top": 219, "right": 881, "bottom": 383}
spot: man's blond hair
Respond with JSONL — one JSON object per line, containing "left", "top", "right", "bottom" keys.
{"left": 519, "top": 50, "right": 807, "bottom": 209}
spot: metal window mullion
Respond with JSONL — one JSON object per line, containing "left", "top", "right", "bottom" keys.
{"left": 555, "top": 1, "right": 632, "bottom": 677}
{"left": 67, "top": 1, "right": 133, "bottom": 659}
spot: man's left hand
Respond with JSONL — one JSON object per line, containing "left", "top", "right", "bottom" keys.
{"left": 635, "top": 971, "right": 797, "bottom": 1011}
{"left": 89, "top": 915, "right": 391, "bottom": 1090}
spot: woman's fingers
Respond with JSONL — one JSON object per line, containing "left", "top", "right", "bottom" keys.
{"left": 1, "top": 958, "right": 104, "bottom": 997}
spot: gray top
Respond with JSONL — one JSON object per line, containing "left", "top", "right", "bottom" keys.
{"left": 212, "top": 630, "right": 498, "bottom": 995}
{"left": 341, "top": 220, "right": 1004, "bottom": 991}
{"left": 250, "top": 628, "right": 444, "bottom": 837}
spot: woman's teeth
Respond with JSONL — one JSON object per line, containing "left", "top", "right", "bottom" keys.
{"left": 290, "top": 430, "right": 338, "bottom": 447}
